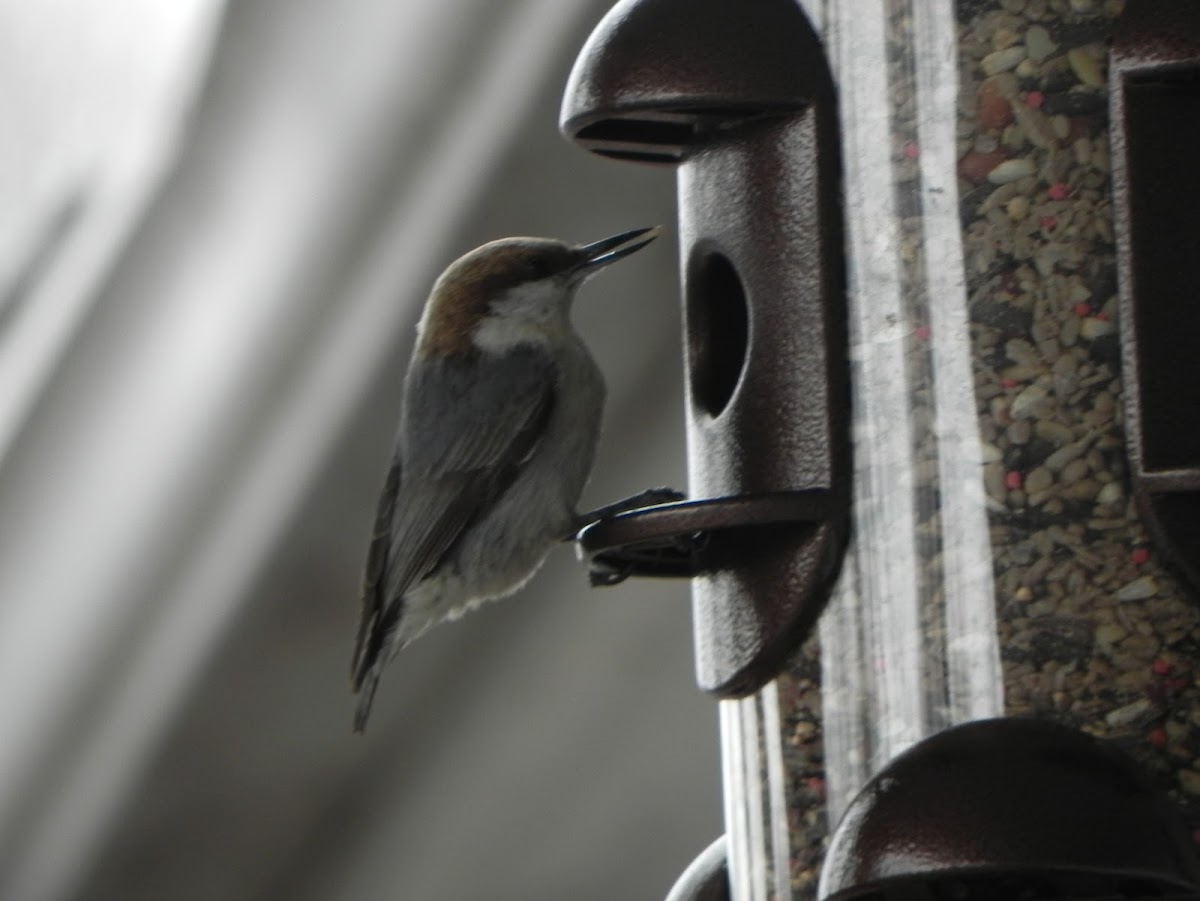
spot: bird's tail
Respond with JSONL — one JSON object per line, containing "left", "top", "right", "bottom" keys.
{"left": 351, "top": 604, "right": 396, "bottom": 732}
{"left": 351, "top": 600, "right": 405, "bottom": 732}
{"left": 353, "top": 663, "right": 383, "bottom": 733}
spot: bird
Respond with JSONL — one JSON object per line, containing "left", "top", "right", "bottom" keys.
{"left": 352, "top": 225, "right": 663, "bottom": 730}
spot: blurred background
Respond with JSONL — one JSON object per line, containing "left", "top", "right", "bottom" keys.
{"left": 0, "top": 1, "right": 722, "bottom": 898}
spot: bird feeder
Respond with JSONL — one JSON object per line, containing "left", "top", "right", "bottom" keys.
{"left": 562, "top": 1, "right": 1200, "bottom": 899}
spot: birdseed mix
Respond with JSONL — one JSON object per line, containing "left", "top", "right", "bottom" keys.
{"left": 721, "top": 1, "right": 1200, "bottom": 896}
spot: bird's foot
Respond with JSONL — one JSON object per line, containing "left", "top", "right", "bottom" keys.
{"left": 587, "top": 530, "right": 707, "bottom": 587}
{"left": 570, "top": 487, "right": 695, "bottom": 587}
{"left": 589, "top": 556, "right": 633, "bottom": 587}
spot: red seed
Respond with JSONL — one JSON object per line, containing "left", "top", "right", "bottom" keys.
{"left": 915, "top": 324, "right": 931, "bottom": 340}
{"left": 1025, "top": 90, "right": 1046, "bottom": 109}
{"left": 1131, "top": 547, "right": 1151, "bottom": 565}
{"left": 903, "top": 141, "right": 920, "bottom": 159}
{"left": 1047, "top": 182, "right": 1070, "bottom": 200}
{"left": 1149, "top": 727, "right": 1168, "bottom": 749}
{"left": 1073, "top": 302, "right": 1092, "bottom": 317}
{"left": 1039, "top": 215, "right": 1058, "bottom": 230}
{"left": 1153, "top": 658, "right": 1173, "bottom": 678}
{"left": 1000, "top": 377, "right": 1019, "bottom": 389}
{"left": 1005, "top": 470, "right": 1023, "bottom": 490}
{"left": 1094, "top": 310, "right": 1110, "bottom": 321}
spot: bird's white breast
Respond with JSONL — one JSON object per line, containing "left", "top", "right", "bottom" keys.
{"left": 381, "top": 278, "right": 609, "bottom": 643}
{"left": 444, "top": 329, "right": 604, "bottom": 608}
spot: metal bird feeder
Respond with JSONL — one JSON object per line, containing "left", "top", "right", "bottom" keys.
{"left": 562, "top": 1, "right": 1200, "bottom": 899}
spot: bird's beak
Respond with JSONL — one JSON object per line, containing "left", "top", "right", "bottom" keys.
{"left": 573, "top": 225, "right": 662, "bottom": 279}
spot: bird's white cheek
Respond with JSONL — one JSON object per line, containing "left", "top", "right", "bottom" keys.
{"left": 471, "top": 280, "right": 574, "bottom": 353}
{"left": 472, "top": 315, "right": 552, "bottom": 353}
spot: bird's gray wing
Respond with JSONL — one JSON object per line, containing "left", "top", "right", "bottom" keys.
{"left": 353, "top": 346, "right": 555, "bottom": 700}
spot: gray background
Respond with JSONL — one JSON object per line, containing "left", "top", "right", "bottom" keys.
{"left": 0, "top": 1, "right": 723, "bottom": 898}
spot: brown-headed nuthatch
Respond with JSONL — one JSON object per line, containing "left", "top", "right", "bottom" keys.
{"left": 352, "top": 226, "right": 662, "bottom": 730}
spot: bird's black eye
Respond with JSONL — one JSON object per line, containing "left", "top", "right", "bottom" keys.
{"left": 524, "top": 258, "right": 551, "bottom": 280}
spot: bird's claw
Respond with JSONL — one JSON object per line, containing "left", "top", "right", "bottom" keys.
{"left": 630, "top": 486, "right": 687, "bottom": 508}
{"left": 589, "top": 557, "right": 634, "bottom": 587}
{"left": 578, "top": 486, "right": 691, "bottom": 587}
{"left": 586, "top": 530, "right": 708, "bottom": 587}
